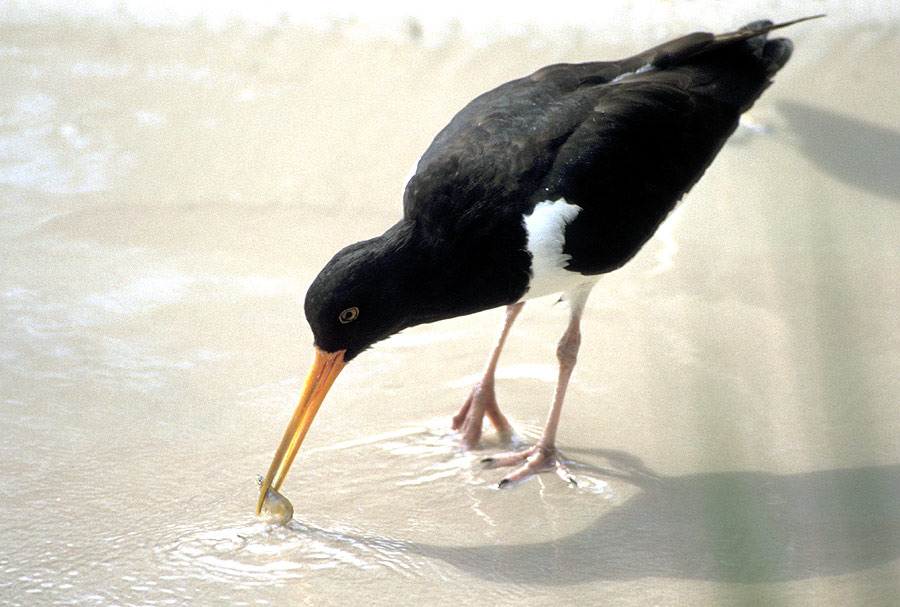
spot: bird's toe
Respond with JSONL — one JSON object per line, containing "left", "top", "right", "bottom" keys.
{"left": 487, "top": 444, "right": 574, "bottom": 487}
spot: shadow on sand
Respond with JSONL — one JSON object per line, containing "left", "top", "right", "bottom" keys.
{"left": 338, "top": 453, "right": 900, "bottom": 585}
{"left": 779, "top": 101, "right": 900, "bottom": 201}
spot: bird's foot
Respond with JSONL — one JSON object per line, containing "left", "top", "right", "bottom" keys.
{"left": 483, "top": 443, "right": 575, "bottom": 487}
{"left": 451, "top": 380, "right": 513, "bottom": 449}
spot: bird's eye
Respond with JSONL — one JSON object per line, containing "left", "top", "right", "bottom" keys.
{"left": 338, "top": 307, "right": 359, "bottom": 324}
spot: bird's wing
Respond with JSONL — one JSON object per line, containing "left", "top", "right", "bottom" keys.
{"left": 402, "top": 73, "right": 586, "bottom": 244}
{"left": 542, "top": 20, "right": 813, "bottom": 274}
{"left": 537, "top": 69, "right": 741, "bottom": 274}
{"left": 402, "top": 17, "right": 818, "bottom": 253}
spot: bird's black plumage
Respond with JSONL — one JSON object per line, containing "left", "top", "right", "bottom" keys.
{"left": 258, "top": 16, "right": 821, "bottom": 510}
{"left": 305, "top": 17, "right": 816, "bottom": 360}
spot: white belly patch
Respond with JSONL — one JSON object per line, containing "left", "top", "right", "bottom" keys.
{"left": 521, "top": 198, "right": 595, "bottom": 300}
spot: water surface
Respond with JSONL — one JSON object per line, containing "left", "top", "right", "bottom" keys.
{"left": 2, "top": 11, "right": 900, "bottom": 607}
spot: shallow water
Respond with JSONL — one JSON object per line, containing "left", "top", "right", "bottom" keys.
{"left": 3, "top": 12, "right": 900, "bottom": 607}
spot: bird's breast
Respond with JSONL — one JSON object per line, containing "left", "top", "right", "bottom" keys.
{"left": 521, "top": 198, "right": 596, "bottom": 300}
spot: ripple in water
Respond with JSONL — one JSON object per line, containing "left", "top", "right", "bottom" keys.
{"left": 159, "top": 418, "right": 620, "bottom": 589}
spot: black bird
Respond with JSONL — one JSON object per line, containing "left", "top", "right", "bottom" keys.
{"left": 257, "top": 15, "right": 822, "bottom": 512}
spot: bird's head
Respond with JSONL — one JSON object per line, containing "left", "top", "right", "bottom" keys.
{"left": 256, "top": 228, "right": 416, "bottom": 514}
{"left": 303, "top": 237, "right": 414, "bottom": 361}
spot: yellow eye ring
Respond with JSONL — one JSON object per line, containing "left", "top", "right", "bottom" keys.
{"left": 339, "top": 307, "right": 359, "bottom": 324}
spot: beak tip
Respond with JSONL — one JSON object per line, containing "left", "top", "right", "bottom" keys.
{"left": 255, "top": 473, "right": 272, "bottom": 516}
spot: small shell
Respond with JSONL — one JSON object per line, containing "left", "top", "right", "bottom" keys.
{"left": 256, "top": 476, "right": 294, "bottom": 525}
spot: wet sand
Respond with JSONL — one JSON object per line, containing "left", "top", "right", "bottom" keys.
{"left": 2, "top": 13, "right": 900, "bottom": 607}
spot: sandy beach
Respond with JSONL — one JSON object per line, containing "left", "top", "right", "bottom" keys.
{"left": 2, "top": 4, "right": 900, "bottom": 606}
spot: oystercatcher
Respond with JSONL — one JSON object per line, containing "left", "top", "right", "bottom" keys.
{"left": 257, "top": 15, "right": 821, "bottom": 512}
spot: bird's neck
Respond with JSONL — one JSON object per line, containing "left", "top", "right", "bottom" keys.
{"left": 379, "top": 219, "right": 530, "bottom": 327}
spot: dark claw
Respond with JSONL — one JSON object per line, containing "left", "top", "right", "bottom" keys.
{"left": 481, "top": 456, "right": 494, "bottom": 463}
{"left": 568, "top": 477, "right": 578, "bottom": 487}
{"left": 498, "top": 478, "right": 510, "bottom": 488}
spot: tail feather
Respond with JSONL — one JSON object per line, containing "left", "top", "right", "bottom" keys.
{"left": 681, "top": 15, "right": 823, "bottom": 110}
{"left": 725, "top": 14, "right": 825, "bottom": 42}
{"left": 732, "top": 16, "right": 820, "bottom": 75}
{"left": 636, "top": 14, "right": 823, "bottom": 76}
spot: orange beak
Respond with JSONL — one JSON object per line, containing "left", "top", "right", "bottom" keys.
{"left": 256, "top": 347, "right": 346, "bottom": 515}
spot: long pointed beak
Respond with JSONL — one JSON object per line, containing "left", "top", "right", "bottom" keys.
{"left": 256, "top": 347, "right": 346, "bottom": 515}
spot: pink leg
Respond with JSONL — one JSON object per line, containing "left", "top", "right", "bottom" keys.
{"left": 484, "top": 284, "right": 593, "bottom": 487}
{"left": 452, "top": 302, "right": 524, "bottom": 448}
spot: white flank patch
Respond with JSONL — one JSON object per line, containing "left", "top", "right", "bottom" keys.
{"left": 522, "top": 198, "right": 593, "bottom": 299}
